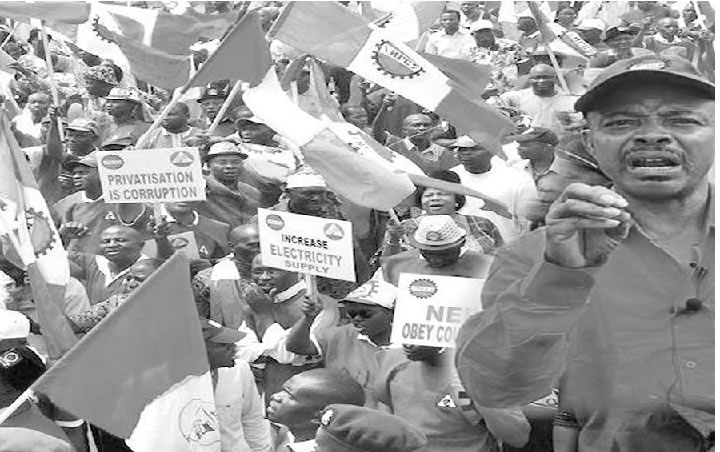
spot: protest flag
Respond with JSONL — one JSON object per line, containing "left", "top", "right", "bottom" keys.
{"left": 0, "top": 2, "right": 90, "bottom": 24}
{"left": 271, "top": 1, "right": 513, "bottom": 155}
{"left": 376, "top": 1, "right": 446, "bottom": 47}
{"left": 28, "top": 254, "right": 221, "bottom": 451}
{"left": 224, "top": 12, "right": 415, "bottom": 211}
{"left": 93, "top": 21, "right": 193, "bottom": 90}
{"left": 0, "top": 111, "right": 76, "bottom": 359}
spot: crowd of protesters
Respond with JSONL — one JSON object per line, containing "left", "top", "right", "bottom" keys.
{"left": 0, "top": 1, "right": 715, "bottom": 452}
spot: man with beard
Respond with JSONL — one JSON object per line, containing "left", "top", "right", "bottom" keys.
{"left": 196, "top": 140, "right": 262, "bottom": 228}
{"left": 375, "top": 344, "right": 529, "bottom": 451}
{"left": 456, "top": 54, "right": 714, "bottom": 451}
{"left": 499, "top": 64, "right": 578, "bottom": 132}
{"left": 286, "top": 276, "right": 403, "bottom": 408}
{"left": 266, "top": 369, "right": 365, "bottom": 449}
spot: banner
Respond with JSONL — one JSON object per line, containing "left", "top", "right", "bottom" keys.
{"left": 391, "top": 274, "right": 484, "bottom": 347}
{"left": 257, "top": 208, "right": 355, "bottom": 282}
{"left": 97, "top": 148, "right": 205, "bottom": 204}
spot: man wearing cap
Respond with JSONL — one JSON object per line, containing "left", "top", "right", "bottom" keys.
{"left": 64, "top": 118, "right": 100, "bottom": 159}
{"left": 589, "top": 26, "right": 654, "bottom": 68}
{"left": 575, "top": 19, "right": 608, "bottom": 49}
{"left": 499, "top": 63, "right": 579, "bottom": 132}
{"left": 102, "top": 87, "right": 150, "bottom": 149}
{"left": 196, "top": 140, "right": 262, "bottom": 228}
{"left": 510, "top": 127, "right": 560, "bottom": 184}
{"left": 201, "top": 318, "right": 272, "bottom": 452}
{"left": 309, "top": 403, "right": 427, "bottom": 452}
{"left": 191, "top": 85, "right": 235, "bottom": 137}
{"left": 135, "top": 102, "right": 201, "bottom": 150}
{"left": 382, "top": 215, "right": 495, "bottom": 286}
{"left": 424, "top": 10, "right": 475, "bottom": 60}
{"left": 468, "top": 19, "right": 524, "bottom": 94}
{"left": 286, "top": 275, "right": 402, "bottom": 408}
{"left": 450, "top": 136, "right": 538, "bottom": 243}
{"left": 456, "top": 54, "right": 715, "bottom": 451}
{"left": 0, "top": 311, "right": 74, "bottom": 452}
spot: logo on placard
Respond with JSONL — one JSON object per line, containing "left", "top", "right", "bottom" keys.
{"left": 266, "top": 214, "right": 285, "bottom": 231}
{"left": 170, "top": 150, "right": 195, "bottom": 167}
{"left": 408, "top": 278, "right": 437, "bottom": 299}
{"left": 100, "top": 154, "right": 124, "bottom": 170}
{"left": 372, "top": 40, "right": 425, "bottom": 79}
{"left": 323, "top": 223, "right": 344, "bottom": 240}
{"left": 170, "top": 236, "right": 190, "bottom": 249}
{"left": 178, "top": 398, "right": 220, "bottom": 446}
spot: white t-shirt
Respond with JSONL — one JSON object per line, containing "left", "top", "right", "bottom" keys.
{"left": 452, "top": 159, "right": 538, "bottom": 243}
{"left": 424, "top": 29, "right": 475, "bottom": 60}
{"left": 500, "top": 88, "right": 579, "bottom": 132}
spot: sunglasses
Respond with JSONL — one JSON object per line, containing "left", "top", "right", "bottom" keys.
{"left": 341, "top": 307, "right": 376, "bottom": 320}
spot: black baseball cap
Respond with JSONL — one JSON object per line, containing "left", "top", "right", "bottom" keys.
{"left": 575, "top": 54, "right": 715, "bottom": 113}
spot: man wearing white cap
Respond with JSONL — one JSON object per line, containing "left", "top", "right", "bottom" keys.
{"left": 196, "top": 140, "right": 262, "bottom": 228}
{"left": 382, "top": 215, "right": 494, "bottom": 286}
{"left": 468, "top": 19, "right": 524, "bottom": 95}
{"left": 286, "top": 275, "right": 403, "bottom": 408}
{"left": 450, "top": 135, "right": 538, "bottom": 243}
{"left": 575, "top": 19, "right": 608, "bottom": 49}
{"left": 0, "top": 310, "right": 73, "bottom": 451}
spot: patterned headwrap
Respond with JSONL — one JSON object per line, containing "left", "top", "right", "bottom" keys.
{"left": 84, "top": 64, "right": 118, "bottom": 86}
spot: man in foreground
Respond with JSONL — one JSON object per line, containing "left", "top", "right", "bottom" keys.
{"left": 456, "top": 55, "right": 714, "bottom": 451}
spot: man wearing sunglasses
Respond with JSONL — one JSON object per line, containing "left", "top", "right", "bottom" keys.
{"left": 286, "top": 276, "right": 403, "bottom": 409}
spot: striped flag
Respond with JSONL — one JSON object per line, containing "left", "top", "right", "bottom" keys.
{"left": 527, "top": 2, "right": 597, "bottom": 60}
{"left": 34, "top": 254, "right": 221, "bottom": 451}
{"left": 0, "top": 111, "right": 76, "bottom": 359}
{"left": 271, "top": 1, "right": 514, "bottom": 155}
{"left": 228, "top": 13, "right": 415, "bottom": 211}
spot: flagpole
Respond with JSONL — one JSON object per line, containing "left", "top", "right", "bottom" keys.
{"left": 136, "top": 16, "right": 249, "bottom": 149}
{"left": 40, "top": 21, "right": 65, "bottom": 141}
{"left": 0, "top": 22, "right": 17, "bottom": 50}
{"left": 527, "top": 4, "right": 571, "bottom": 94}
{"left": 208, "top": 80, "right": 242, "bottom": 135}
{"left": 0, "top": 386, "right": 36, "bottom": 425}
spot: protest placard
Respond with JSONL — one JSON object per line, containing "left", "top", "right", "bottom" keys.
{"left": 97, "top": 148, "right": 205, "bottom": 203}
{"left": 257, "top": 208, "right": 355, "bottom": 281}
{"left": 391, "top": 273, "right": 484, "bottom": 348}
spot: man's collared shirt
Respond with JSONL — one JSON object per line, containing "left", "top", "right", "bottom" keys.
{"left": 457, "top": 188, "right": 715, "bottom": 451}
{"left": 425, "top": 29, "right": 475, "bottom": 60}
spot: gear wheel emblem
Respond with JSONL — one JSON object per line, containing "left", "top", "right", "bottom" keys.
{"left": 371, "top": 40, "right": 425, "bottom": 79}
{"left": 25, "top": 208, "right": 56, "bottom": 257}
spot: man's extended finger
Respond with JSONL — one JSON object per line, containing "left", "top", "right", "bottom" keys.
{"left": 557, "top": 183, "right": 628, "bottom": 208}
{"left": 547, "top": 198, "right": 627, "bottom": 222}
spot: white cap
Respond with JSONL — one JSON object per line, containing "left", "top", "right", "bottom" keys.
{"left": 469, "top": 19, "right": 495, "bottom": 33}
{"left": 410, "top": 215, "right": 466, "bottom": 250}
{"left": 344, "top": 275, "right": 396, "bottom": 310}
{"left": 0, "top": 310, "right": 30, "bottom": 340}
{"left": 286, "top": 171, "right": 327, "bottom": 189}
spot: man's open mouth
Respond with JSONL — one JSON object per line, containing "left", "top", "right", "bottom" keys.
{"left": 627, "top": 152, "right": 682, "bottom": 172}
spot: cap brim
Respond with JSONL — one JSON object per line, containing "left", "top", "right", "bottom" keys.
{"left": 407, "top": 235, "right": 465, "bottom": 251}
{"left": 63, "top": 161, "right": 96, "bottom": 170}
{"left": 575, "top": 70, "right": 715, "bottom": 113}
{"left": 66, "top": 126, "right": 96, "bottom": 134}
{"left": 203, "top": 152, "right": 248, "bottom": 162}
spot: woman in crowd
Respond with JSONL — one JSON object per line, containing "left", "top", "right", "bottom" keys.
{"left": 381, "top": 170, "right": 503, "bottom": 258}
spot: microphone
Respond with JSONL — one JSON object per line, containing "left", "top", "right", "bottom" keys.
{"left": 671, "top": 298, "right": 703, "bottom": 315}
